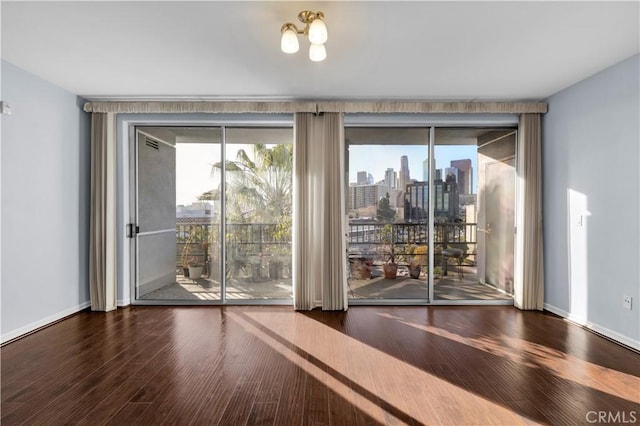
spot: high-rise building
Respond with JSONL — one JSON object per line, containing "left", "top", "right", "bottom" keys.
{"left": 348, "top": 184, "right": 387, "bottom": 210}
{"left": 444, "top": 167, "right": 459, "bottom": 183}
{"left": 357, "top": 171, "right": 368, "bottom": 185}
{"left": 403, "top": 179, "right": 460, "bottom": 221}
{"left": 450, "top": 159, "right": 473, "bottom": 194}
{"left": 422, "top": 158, "right": 439, "bottom": 182}
{"left": 399, "top": 155, "right": 410, "bottom": 190}
{"left": 367, "top": 173, "right": 374, "bottom": 185}
{"left": 435, "top": 169, "right": 442, "bottom": 181}
{"left": 403, "top": 181, "right": 429, "bottom": 221}
{"left": 384, "top": 168, "right": 397, "bottom": 192}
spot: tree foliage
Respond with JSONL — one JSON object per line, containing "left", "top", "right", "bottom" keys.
{"left": 208, "top": 144, "right": 293, "bottom": 225}
{"left": 377, "top": 193, "right": 396, "bottom": 222}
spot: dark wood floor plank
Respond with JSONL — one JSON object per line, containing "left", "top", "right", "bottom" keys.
{"left": 273, "top": 360, "right": 308, "bottom": 425}
{"left": 188, "top": 362, "right": 247, "bottom": 426}
{"left": 75, "top": 379, "right": 147, "bottom": 425}
{"left": 1, "top": 305, "right": 638, "bottom": 426}
{"left": 217, "top": 379, "right": 260, "bottom": 425}
{"left": 105, "top": 401, "right": 152, "bottom": 425}
{"left": 247, "top": 401, "right": 277, "bottom": 426}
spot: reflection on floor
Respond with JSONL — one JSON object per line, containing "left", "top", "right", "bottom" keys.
{"left": 348, "top": 266, "right": 512, "bottom": 301}
{"left": 139, "top": 274, "right": 292, "bottom": 301}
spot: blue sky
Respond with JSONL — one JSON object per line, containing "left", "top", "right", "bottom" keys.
{"left": 349, "top": 144, "right": 478, "bottom": 192}
{"left": 176, "top": 142, "right": 479, "bottom": 206}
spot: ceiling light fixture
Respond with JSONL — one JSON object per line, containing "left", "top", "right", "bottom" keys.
{"left": 280, "top": 10, "right": 328, "bottom": 62}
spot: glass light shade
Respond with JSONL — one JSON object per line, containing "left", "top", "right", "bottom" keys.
{"left": 308, "top": 18, "right": 328, "bottom": 44}
{"left": 281, "top": 28, "right": 299, "bottom": 54}
{"left": 309, "top": 43, "right": 326, "bottom": 62}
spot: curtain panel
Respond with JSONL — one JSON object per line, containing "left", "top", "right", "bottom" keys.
{"left": 293, "top": 113, "right": 348, "bottom": 311}
{"left": 515, "top": 113, "right": 544, "bottom": 310}
{"left": 89, "top": 113, "right": 118, "bottom": 311}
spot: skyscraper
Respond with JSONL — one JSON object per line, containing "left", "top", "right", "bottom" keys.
{"left": 444, "top": 167, "right": 459, "bottom": 183}
{"left": 399, "top": 155, "right": 410, "bottom": 191}
{"left": 450, "top": 159, "right": 473, "bottom": 194}
{"left": 357, "top": 171, "right": 368, "bottom": 185}
{"left": 384, "top": 168, "right": 397, "bottom": 191}
{"left": 422, "top": 158, "right": 438, "bottom": 182}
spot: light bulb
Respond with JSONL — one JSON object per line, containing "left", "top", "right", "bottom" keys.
{"left": 309, "top": 43, "right": 326, "bottom": 62}
{"left": 308, "top": 17, "right": 328, "bottom": 44}
{"left": 281, "top": 27, "right": 299, "bottom": 54}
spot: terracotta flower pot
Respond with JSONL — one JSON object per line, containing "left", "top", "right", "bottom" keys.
{"left": 383, "top": 263, "right": 398, "bottom": 279}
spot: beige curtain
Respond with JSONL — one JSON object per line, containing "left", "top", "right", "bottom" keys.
{"left": 90, "top": 113, "right": 118, "bottom": 311}
{"left": 293, "top": 113, "right": 348, "bottom": 310}
{"left": 515, "top": 113, "right": 544, "bottom": 310}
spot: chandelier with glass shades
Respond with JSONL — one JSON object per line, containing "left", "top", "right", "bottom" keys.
{"left": 280, "top": 10, "right": 328, "bottom": 62}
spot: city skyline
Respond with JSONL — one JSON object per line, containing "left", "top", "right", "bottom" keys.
{"left": 348, "top": 144, "right": 478, "bottom": 193}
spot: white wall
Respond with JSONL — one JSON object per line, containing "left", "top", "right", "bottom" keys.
{"left": 1, "top": 60, "right": 90, "bottom": 342}
{"left": 542, "top": 54, "right": 640, "bottom": 349}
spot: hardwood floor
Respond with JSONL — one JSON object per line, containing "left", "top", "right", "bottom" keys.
{"left": 2, "top": 306, "right": 639, "bottom": 425}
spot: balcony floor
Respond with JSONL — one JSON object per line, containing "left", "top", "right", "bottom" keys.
{"left": 349, "top": 266, "right": 512, "bottom": 301}
{"left": 138, "top": 267, "right": 511, "bottom": 302}
{"left": 139, "top": 275, "right": 293, "bottom": 301}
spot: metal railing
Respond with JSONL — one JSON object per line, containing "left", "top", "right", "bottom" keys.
{"left": 176, "top": 223, "right": 291, "bottom": 269}
{"left": 347, "top": 221, "right": 477, "bottom": 266}
{"left": 175, "top": 221, "right": 476, "bottom": 269}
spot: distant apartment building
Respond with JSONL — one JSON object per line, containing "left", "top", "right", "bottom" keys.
{"left": 403, "top": 179, "right": 459, "bottom": 221}
{"left": 348, "top": 184, "right": 387, "bottom": 210}
{"left": 176, "top": 201, "right": 217, "bottom": 224}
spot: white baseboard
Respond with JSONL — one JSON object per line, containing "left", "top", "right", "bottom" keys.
{"left": 117, "top": 298, "right": 131, "bottom": 307}
{"left": 544, "top": 303, "right": 640, "bottom": 351}
{"left": 1, "top": 301, "right": 91, "bottom": 344}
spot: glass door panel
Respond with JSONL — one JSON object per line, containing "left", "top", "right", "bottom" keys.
{"left": 432, "top": 128, "right": 515, "bottom": 301}
{"left": 345, "top": 127, "right": 430, "bottom": 300}
{"left": 224, "top": 127, "right": 293, "bottom": 300}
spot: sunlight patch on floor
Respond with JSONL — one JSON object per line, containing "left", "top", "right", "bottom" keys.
{"left": 376, "top": 312, "right": 640, "bottom": 404}
{"left": 228, "top": 310, "right": 537, "bottom": 425}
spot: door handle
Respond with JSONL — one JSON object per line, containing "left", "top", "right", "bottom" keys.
{"left": 478, "top": 224, "right": 492, "bottom": 235}
{"left": 127, "top": 224, "right": 140, "bottom": 238}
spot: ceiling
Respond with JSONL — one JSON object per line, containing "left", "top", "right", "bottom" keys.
{"left": 2, "top": 1, "right": 638, "bottom": 101}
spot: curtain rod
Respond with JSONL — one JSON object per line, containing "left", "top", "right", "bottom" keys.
{"left": 83, "top": 101, "right": 547, "bottom": 114}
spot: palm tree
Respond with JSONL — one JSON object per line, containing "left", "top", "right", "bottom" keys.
{"left": 205, "top": 143, "right": 293, "bottom": 224}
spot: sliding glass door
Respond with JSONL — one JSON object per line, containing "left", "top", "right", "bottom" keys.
{"left": 431, "top": 128, "right": 515, "bottom": 302}
{"left": 224, "top": 128, "right": 293, "bottom": 301}
{"left": 133, "top": 125, "right": 292, "bottom": 303}
{"left": 345, "top": 128, "right": 430, "bottom": 300}
{"left": 345, "top": 125, "right": 516, "bottom": 304}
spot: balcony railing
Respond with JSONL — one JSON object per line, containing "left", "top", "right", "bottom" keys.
{"left": 347, "top": 221, "right": 477, "bottom": 266}
{"left": 176, "top": 223, "right": 291, "bottom": 270}
{"left": 175, "top": 221, "right": 477, "bottom": 271}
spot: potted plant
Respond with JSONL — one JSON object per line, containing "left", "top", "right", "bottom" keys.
{"left": 380, "top": 223, "right": 398, "bottom": 279}
{"left": 352, "top": 258, "right": 373, "bottom": 280}
{"left": 383, "top": 248, "right": 398, "bottom": 279}
{"left": 409, "top": 245, "right": 427, "bottom": 279}
{"left": 180, "top": 244, "right": 191, "bottom": 277}
{"left": 187, "top": 257, "right": 203, "bottom": 280}
{"left": 408, "top": 258, "right": 421, "bottom": 279}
